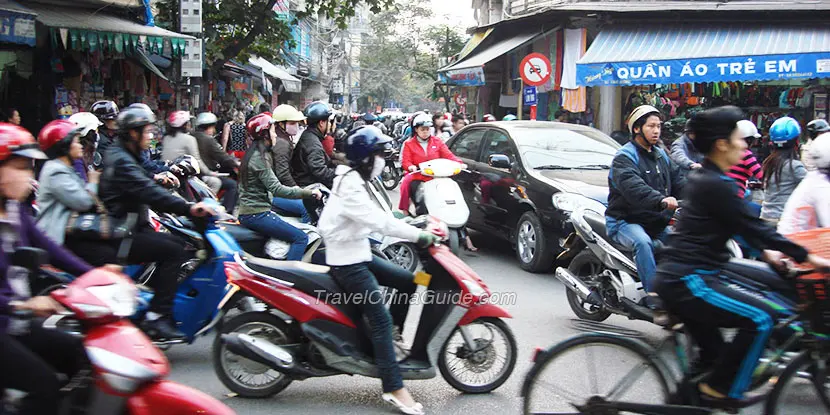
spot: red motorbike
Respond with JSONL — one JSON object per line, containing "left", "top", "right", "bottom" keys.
{"left": 212, "top": 217, "right": 517, "bottom": 398}
{"left": 11, "top": 248, "right": 236, "bottom": 415}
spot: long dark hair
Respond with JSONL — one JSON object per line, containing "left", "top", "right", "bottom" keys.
{"left": 238, "top": 138, "right": 270, "bottom": 190}
{"left": 762, "top": 146, "right": 800, "bottom": 190}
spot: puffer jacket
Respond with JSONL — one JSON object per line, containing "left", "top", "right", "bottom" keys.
{"left": 291, "top": 127, "right": 335, "bottom": 188}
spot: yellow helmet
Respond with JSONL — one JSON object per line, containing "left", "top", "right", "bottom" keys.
{"left": 272, "top": 104, "right": 306, "bottom": 123}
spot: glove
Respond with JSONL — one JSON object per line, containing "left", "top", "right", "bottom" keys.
{"left": 417, "top": 232, "right": 441, "bottom": 248}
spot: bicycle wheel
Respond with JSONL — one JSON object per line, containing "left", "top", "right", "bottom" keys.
{"left": 522, "top": 333, "right": 672, "bottom": 415}
{"left": 765, "top": 351, "right": 830, "bottom": 414}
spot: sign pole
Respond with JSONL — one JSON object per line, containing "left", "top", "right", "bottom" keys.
{"left": 530, "top": 104, "right": 537, "bottom": 121}
{"left": 517, "top": 79, "right": 523, "bottom": 121}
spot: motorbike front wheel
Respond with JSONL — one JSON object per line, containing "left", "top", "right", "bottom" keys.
{"left": 565, "top": 251, "right": 612, "bottom": 322}
{"left": 381, "top": 165, "right": 401, "bottom": 190}
{"left": 438, "top": 317, "right": 517, "bottom": 393}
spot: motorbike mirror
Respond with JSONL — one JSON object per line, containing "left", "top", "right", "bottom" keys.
{"left": 11, "top": 247, "right": 48, "bottom": 273}
{"left": 488, "top": 154, "right": 511, "bottom": 169}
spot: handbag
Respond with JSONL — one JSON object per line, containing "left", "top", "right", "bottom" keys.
{"left": 65, "top": 196, "right": 130, "bottom": 240}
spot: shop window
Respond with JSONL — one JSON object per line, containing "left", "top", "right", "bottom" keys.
{"left": 183, "top": 54, "right": 189, "bottom": 60}
{"left": 450, "top": 129, "right": 486, "bottom": 161}
{"left": 182, "top": 9, "right": 189, "bottom": 15}
{"left": 194, "top": 9, "right": 200, "bottom": 15}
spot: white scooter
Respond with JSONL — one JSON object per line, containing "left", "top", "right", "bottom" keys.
{"left": 413, "top": 158, "right": 470, "bottom": 255}
{"left": 365, "top": 177, "right": 420, "bottom": 272}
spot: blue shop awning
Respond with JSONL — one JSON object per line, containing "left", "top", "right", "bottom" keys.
{"left": 577, "top": 24, "right": 830, "bottom": 86}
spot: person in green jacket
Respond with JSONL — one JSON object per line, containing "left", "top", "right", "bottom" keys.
{"left": 238, "top": 114, "right": 321, "bottom": 260}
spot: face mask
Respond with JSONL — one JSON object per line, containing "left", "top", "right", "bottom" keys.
{"left": 370, "top": 156, "right": 385, "bottom": 178}
{"left": 285, "top": 123, "right": 300, "bottom": 136}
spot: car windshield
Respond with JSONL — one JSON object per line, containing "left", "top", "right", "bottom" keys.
{"left": 511, "top": 127, "right": 619, "bottom": 170}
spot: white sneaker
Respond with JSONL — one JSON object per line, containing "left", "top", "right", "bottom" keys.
{"left": 382, "top": 393, "right": 425, "bottom": 415}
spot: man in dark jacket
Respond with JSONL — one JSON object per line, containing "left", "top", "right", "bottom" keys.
{"left": 194, "top": 112, "right": 238, "bottom": 174}
{"left": 98, "top": 105, "right": 214, "bottom": 341}
{"left": 292, "top": 101, "right": 336, "bottom": 188}
{"left": 606, "top": 105, "right": 685, "bottom": 295}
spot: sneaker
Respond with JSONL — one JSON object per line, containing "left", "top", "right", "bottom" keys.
{"left": 140, "top": 317, "right": 185, "bottom": 342}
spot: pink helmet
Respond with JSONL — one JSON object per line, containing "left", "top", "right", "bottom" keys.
{"left": 166, "top": 111, "right": 191, "bottom": 128}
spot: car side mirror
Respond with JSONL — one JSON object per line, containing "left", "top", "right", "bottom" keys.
{"left": 488, "top": 154, "right": 511, "bottom": 169}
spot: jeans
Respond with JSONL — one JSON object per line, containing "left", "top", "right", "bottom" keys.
{"left": 0, "top": 324, "right": 87, "bottom": 414}
{"left": 239, "top": 211, "right": 308, "bottom": 261}
{"left": 272, "top": 197, "right": 310, "bottom": 223}
{"left": 367, "top": 255, "right": 417, "bottom": 329}
{"left": 219, "top": 177, "right": 238, "bottom": 213}
{"left": 606, "top": 216, "right": 668, "bottom": 292}
{"left": 329, "top": 257, "right": 417, "bottom": 393}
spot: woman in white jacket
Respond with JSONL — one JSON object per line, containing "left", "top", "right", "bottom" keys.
{"left": 318, "top": 126, "right": 439, "bottom": 415}
{"left": 778, "top": 132, "right": 830, "bottom": 234}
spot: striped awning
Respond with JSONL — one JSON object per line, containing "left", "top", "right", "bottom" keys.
{"left": 577, "top": 24, "right": 830, "bottom": 86}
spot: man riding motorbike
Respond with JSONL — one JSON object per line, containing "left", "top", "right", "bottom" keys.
{"left": 292, "top": 101, "right": 336, "bottom": 189}
{"left": 0, "top": 123, "right": 93, "bottom": 415}
{"left": 653, "top": 106, "right": 830, "bottom": 405}
{"left": 317, "top": 125, "right": 439, "bottom": 415}
{"left": 89, "top": 100, "right": 119, "bottom": 166}
{"left": 193, "top": 112, "right": 240, "bottom": 176}
{"left": 98, "top": 105, "right": 215, "bottom": 341}
{"left": 271, "top": 104, "right": 312, "bottom": 223}
{"left": 606, "top": 105, "right": 685, "bottom": 297}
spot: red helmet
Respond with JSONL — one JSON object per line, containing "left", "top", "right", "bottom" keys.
{"left": 0, "top": 123, "right": 46, "bottom": 163}
{"left": 246, "top": 113, "right": 274, "bottom": 140}
{"left": 38, "top": 120, "right": 80, "bottom": 157}
{"left": 166, "top": 110, "right": 191, "bottom": 128}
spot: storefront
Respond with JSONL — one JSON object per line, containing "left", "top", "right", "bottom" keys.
{"left": 0, "top": 1, "right": 38, "bottom": 131}
{"left": 576, "top": 23, "right": 830, "bottom": 141}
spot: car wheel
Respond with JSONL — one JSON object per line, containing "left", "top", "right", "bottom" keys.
{"left": 514, "top": 211, "right": 556, "bottom": 273}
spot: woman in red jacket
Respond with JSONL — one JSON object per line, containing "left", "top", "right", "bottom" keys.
{"left": 398, "top": 113, "right": 461, "bottom": 212}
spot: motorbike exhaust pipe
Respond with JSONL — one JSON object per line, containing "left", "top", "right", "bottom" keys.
{"left": 554, "top": 267, "right": 602, "bottom": 306}
{"left": 221, "top": 333, "right": 294, "bottom": 369}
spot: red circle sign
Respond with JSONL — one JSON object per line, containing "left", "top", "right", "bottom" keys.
{"left": 520, "top": 53, "right": 552, "bottom": 87}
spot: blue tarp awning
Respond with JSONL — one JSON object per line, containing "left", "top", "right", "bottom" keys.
{"left": 576, "top": 24, "right": 830, "bottom": 86}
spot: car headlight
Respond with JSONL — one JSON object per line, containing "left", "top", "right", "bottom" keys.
{"left": 552, "top": 192, "right": 606, "bottom": 215}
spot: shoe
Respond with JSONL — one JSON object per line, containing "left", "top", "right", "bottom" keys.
{"left": 392, "top": 326, "right": 409, "bottom": 361}
{"left": 698, "top": 383, "right": 766, "bottom": 410}
{"left": 382, "top": 393, "right": 424, "bottom": 415}
{"left": 140, "top": 317, "right": 186, "bottom": 342}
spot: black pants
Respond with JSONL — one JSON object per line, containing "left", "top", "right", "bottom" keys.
{"left": 0, "top": 325, "right": 87, "bottom": 414}
{"left": 67, "top": 230, "right": 189, "bottom": 315}
{"left": 654, "top": 262, "right": 776, "bottom": 399}
{"left": 218, "top": 176, "right": 238, "bottom": 213}
{"left": 409, "top": 180, "right": 427, "bottom": 215}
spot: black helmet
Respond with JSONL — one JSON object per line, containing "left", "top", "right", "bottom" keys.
{"left": 304, "top": 101, "right": 332, "bottom": 124}
{"left": 117, "top": 105, "right": 156, "bottom": 131}
{"left": 807, "top": 119, "right": 830, "bottom": 139}
{"left": 91, "top": 100, "right": 119, "bottom": 121}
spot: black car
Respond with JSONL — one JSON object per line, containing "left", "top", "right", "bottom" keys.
{"left": 445, "top": 121, "right": 620, "bottom": 272}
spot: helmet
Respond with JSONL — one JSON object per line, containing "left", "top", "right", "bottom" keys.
{"left": 502, "top": 114, "right": 517, "bottom": 121}
{"left": 412, "top": 113, "right": 433, "bottom": 129}
{"left": 807, "top": 119, "right": 830, "bottom": 138}
{"left": 344, "top": 125, "right": 392, "bottom": 165}
{"left": 736, "top": 120, "right": 761, "bottom": 139}
{"left": 117, "top": 105, "right": 156, "bottom": 131}
{"left": 0, "top": 123, "right": 46, "bottom": 163}
{"left": 304, "top": 101, "right": 332, "bottom": 124}
{"left": 167, "top": 111, "right": 190, "bottom": 128}
{"left": 68, "top": 112, "right": 103, "bottom": 136}
{"left": 194, "top": 112, "right": 219, "bottom": 128}
{"left": 90, "top": 100, "right": 119, "bottom": 121}
{"left": 810, "top": 132, "right": 830, "bottom": 170}
{"left": 769, "top": 116, "right": 801, "bottom": 148}
{"left": 272, "top": 104, "right": 306, "bottom": 123}
{"left": 38, "top": 120, "right": 82, "bottom": 158}
{"left": 246, "top": 113, "right": 274, "bottom": 140}
{"left": 363, "top": 113, "right": 377, "bottom": 123}
{"left": 482, "top": 114, "right": 496, "bottom": 122}
{"left": 626, "top": 105, "right": 661, "bottom": 134}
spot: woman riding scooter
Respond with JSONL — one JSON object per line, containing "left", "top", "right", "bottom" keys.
{"left": 318, "top": 125, "right": 442, "bottom": 415}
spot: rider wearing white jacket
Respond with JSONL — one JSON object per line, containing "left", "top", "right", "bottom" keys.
{"left": 778, "top": 132, "right": 830, "bottom": 234}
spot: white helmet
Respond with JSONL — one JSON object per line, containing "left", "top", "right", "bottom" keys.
{"left": 626, "top": 105, "right": 661, "bottom": 134}
{"left": 68, "top": 112, "right": 103, "bottom": 136}
{"left": 736, "top": 120, "right": 761, "bottom": 139}
{"left": 810, "top": 132, "right": 830, "bottom": 170}
{"left": 412, "top": 113, "right": 433, "bottom": 129}
{"left": 194, "top": 112, "right": 218, "bottom": 128}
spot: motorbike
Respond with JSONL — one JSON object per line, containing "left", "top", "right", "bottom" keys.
{"left": 2, "top": 247, "right": 235, "bottom": 415}
{"left": 380, "top": 148, "right": 403, "bottom": 190}
{"left": 411, "top": 158, "right": 471, "bottom": 255}
{"left": 551, "top": 192, "right": 792, "bottom": 324}
{"left": 212, "top": 216, "right": 517, "bottom": 398}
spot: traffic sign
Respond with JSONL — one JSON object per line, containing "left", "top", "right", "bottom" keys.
{"left": 520, "top": 53, "right": 552, "bottom": 87}
{"left": 523, "top": 86, "right": 537, "bottom": 106}
{"left": 454, "top": 94, "right": 467, "bottom": 106}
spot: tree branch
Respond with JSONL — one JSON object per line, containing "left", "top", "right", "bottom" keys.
{"left": 211, "top": 0, "right": 279, "bottom": 71}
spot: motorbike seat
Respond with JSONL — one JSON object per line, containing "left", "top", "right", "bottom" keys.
{"left": 721, "top": 258, "right": 794, "bottom": 295}
{"left": 243, "top": 255, "right": 342, "bottom": 297}
{"left": 583, "top": 210, "right": 633, "bottom": 254}
{"left": 221, "top": 221, "right": 266, "bottom": 243}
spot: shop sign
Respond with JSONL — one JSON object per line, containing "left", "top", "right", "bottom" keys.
{"left": 439, "top": 67, "right": 485, "bottom": 87}
{"left": 233, "top": 80, "right": 249, "bottom": 91}
{"left": 0, "top": 12, "right": 35, "bottom": 46}
{"left": 577, "top": 52, "right": 830, "bottom": 86}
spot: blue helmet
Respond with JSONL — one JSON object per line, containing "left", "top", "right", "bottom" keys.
{"left": 503, "top": 114, "right": 517, "bottom": 121}
{"left": 769, "top": 116, "right": 801, "bottom": 148}
{"left": 345, "top": 125, "right": 392, "bottom": 165}
{"left": 363, "top": 113, "right": 377, "bottom": 123}
{"left": 304, "top": 101, "right": 332, "bottom": 124}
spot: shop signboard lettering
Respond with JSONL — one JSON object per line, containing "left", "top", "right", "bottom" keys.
{"left": 577, "top": 52, "right": 830, "bottom": 86}
{"left": 439, "top": 67, "right": 485, "bottom": 87}
{"left": 0, "top": 12, "right": 35, "bottom": 46}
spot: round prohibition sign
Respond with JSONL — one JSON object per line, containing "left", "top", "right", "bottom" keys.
{"left": 520, "top": 53, "right": 552, "bottom": 87}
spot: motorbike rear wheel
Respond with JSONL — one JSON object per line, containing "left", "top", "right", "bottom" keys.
{"left": 565, "top": 251, "right": 612, "bottom": 322}
{"left": 213, "top": 312, "right": 294, "bottom": 398}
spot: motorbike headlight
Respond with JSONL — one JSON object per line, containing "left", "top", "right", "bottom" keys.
{"left": 552, "top": 193, "right": 606, "bottom": 215}
{"left": 86, "top": 278, "right": 138, "bottom": 317}
{"left": 87, "top": 347, "right": 160, "bottom": 393}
